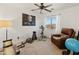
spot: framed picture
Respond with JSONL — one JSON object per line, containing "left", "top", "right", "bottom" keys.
{"left": 22, "top": 13, "right": 36, "bottom": 26}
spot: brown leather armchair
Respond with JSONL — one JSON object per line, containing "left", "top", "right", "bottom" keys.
{"left": 51, "top": 28, "right": 75, "bottom": 49}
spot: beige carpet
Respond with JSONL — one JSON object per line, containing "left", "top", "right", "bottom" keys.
{"left": 20, "top": 38, "right": 64, "bottom": 55}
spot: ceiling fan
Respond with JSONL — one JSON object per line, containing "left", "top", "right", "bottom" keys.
{"left": 31, "top": 3, "right": 54, "bottom": 14}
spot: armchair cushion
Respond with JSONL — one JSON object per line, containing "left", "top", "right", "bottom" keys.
{"left": 61, "top": 28, "right": 75, "bottom": 38}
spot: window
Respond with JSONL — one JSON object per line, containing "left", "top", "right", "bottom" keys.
{"left": 45, "top": 16, "right": 57, "bottom": 29}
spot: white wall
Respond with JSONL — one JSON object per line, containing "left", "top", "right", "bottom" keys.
{"left": 58, "top": 6, "right": 79, "bottom": 35}
{"left": 0, "top": 6, "right": 44, "bottom": 48}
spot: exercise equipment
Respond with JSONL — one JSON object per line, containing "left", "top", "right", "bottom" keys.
{"left": 65, "top": 38, "right": 79, "bottom": 53}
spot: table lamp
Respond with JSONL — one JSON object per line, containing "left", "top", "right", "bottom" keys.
{"left": 0, "top": 20, "right": 16, "bottom": 55}
{"left": 0, "top": 20, "right": 12, "bottom": 40}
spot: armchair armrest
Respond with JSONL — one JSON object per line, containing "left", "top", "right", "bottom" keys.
{"left": 52, "top": 34, "right": 61, "bottom": 37}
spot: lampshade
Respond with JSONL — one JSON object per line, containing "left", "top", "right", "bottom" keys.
{"left": 0, "top": 20, "right": 12, "bottom": 28}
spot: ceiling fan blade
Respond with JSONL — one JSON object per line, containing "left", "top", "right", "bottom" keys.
{"left": 44, "top": 9, "right": 52, "bottom": 12}
{"left": 34, "top": 4, "right": 40, "bottom": 7}
{"left": 44, "top": 4, "right": 52, "bottom": 8}
{"left": 31, "top": 8, "right": 40, "bottom": 11}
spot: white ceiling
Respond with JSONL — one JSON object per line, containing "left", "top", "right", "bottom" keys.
{"left": 0, "top": 3, "right": 79, "bottom": 14}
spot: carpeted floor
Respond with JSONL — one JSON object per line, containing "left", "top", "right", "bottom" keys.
{"left": 20, "top": 38, "right": 64, "bottom": 55}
